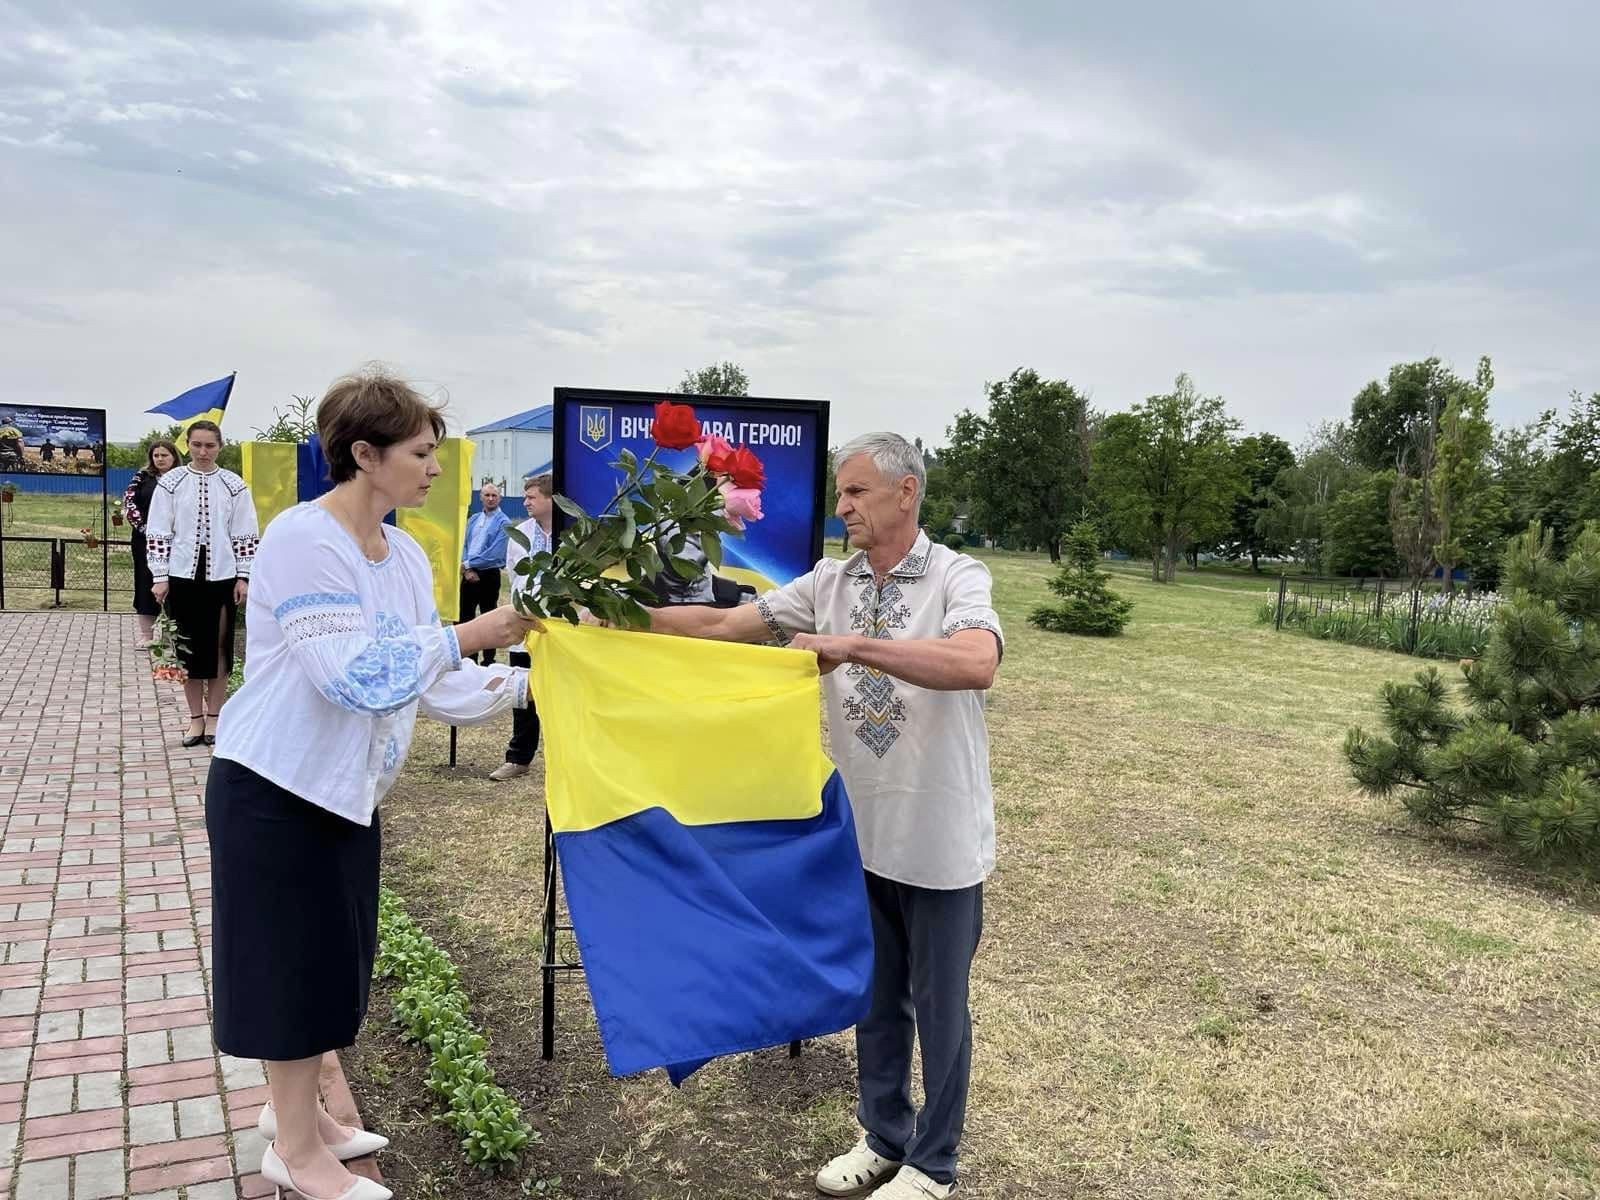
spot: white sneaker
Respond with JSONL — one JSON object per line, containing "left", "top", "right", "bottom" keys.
{"left": 488, "top": 762, "right": 530, "bottom": 781}
{"left": 875, "top": 1166, "right": 955, "bottom": 1199}
{"left": 816, "top": 1137, "right": 901, "bottom": 1197}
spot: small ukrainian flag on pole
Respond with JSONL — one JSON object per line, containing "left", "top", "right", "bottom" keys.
{"left": 148, "top": 372, "right": 236, "bottom": 453}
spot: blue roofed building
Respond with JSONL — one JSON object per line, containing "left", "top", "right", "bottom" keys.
{"left": 467, "top": 404, "right": 553, "bottom": 493}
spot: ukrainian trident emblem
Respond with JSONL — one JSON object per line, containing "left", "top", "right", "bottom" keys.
{"left": 578, "top": 406, "right": 613, "bottom": 453}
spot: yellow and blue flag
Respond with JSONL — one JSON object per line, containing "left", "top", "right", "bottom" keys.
{"left": 148, "top": 373, "right": 235, "bottom": 453}
{"left": 239, "top": 441, "right": 299, "bottom": 533}
{"left": 396, "top": 436, "right": 475, "bottom": 621}
{"left": 527, "top": 621, "right": 873, "bottom": 1083}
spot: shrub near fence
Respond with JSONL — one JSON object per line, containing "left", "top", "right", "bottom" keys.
{"left": 1259, "top": 576, "right": 1502, "bottom": 660}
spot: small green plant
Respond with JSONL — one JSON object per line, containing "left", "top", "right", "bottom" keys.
{"left": 1345, "top": 522, "right": 1600, "bottom": 863}
{"left": 376, "top": 888, "right": 536, "bottom": 1170}
{"left": 942, "top": 532, "right": 965, "bottom": 551}
{"left": 1029, "top": 520, "right": 1133, "bottom": 636}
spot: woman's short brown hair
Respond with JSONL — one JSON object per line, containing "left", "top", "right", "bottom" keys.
{"left": 318, "top": 366, "right": 447, "bottom": 484}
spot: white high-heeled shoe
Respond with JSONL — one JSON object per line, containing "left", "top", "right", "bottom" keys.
{"left": 258, "top": 1104, "right": 389, "bottom": 1161}
{"left": 261, "top": 1144, "right": 392, "bottom": 1200}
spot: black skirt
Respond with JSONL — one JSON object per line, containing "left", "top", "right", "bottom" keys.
{"left": 131, "top": 529, "right": 160, "bottom": 617}
{"left": 207, "top": 756, "right": 381, "bottom": 1061}
{"left": 165, "top": 547, "right": 236, "bottom": 680}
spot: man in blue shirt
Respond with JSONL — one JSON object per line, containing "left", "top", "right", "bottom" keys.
{"left": 459, "top": 481, "right": 512, "bottom": 663}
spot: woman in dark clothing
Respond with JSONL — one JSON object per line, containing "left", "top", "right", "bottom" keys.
{"left": 123, "top": 439, "right": 179, "bottom": 646}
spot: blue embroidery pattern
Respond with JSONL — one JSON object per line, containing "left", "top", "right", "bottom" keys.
{"left": 322, "top": 633, "right": 425, "bottom": 715}
{"left": 375, "top": 611, "right": 409, "bottom": 639}
{"left": 274, "top": 592, "right": 361, "bottom": 620}
{"left": 383, "top": 736, "right": 401, "bottom": 773}
{"left": 276, "top": 592, "right": 365, "bottom": 642}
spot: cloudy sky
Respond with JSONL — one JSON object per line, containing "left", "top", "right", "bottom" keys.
{"left": 2, "top": 0, "right": 1596, "bottom": 447}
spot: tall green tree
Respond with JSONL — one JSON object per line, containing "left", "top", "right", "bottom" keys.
{"left": 1429, "top": 358, "right": 1500, "bottom": 591}
{"left": 1349, "top": 358, "right": 1453, "bottom": 471}
{"left": 1227, "top": 433, "right": 1296, "bottom": 571}
{"left": 1324, "top": 470, "right": 1402, "bottom": 577}
{"left": 1092, "top": 375, "right": 1243, "bottom": 583}
{"left": 1493, "top": 416, "right": 1554, "bottom": 535}
{"left": 678, "top": 361, "right": 749, "bottom": 397}
{"left": 1256, "top": 425, "right": 1362, "bottom": 572}
{"left": 1534, "top": 392, "right": 1600, "bottom": 554}
{"left": 1384, "top": 356, "right": 1500, "bottom": 590}
{"left": 942, "top": 368, "right": 1090, "bottom": 562}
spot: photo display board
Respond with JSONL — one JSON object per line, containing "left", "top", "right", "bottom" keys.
{"left": 553, "top": 388, "right": 829, "bottom": 595}
{"left": 0, "top": 404, "right": 107, "bottom": 476}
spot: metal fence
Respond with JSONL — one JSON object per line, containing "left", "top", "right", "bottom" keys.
{"left": 1, "top": 467, "right": 137, "bottom": 496}
{"left": 1267, "top": 575, "right": 1499, "bottom": 660}
{"left": 0, "top": 535, "right": 132, "bottom": 611}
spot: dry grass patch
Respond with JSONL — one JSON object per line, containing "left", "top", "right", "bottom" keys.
{"left": 354, "top": 553, "right": 1600, "bottom": 1200}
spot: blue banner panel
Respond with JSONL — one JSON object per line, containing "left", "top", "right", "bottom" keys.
{"left": 553, "top": 389, "right": 829, "bottom": 589}
{"left": 0, "top": 405, "right": 108, "bottom": 477}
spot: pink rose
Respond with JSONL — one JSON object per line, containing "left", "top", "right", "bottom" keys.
{"left": 718, "top": 481, "right": 763, "bottom": 529}
{"left": 696, "top": 434, "right": 735, "bottom": 470}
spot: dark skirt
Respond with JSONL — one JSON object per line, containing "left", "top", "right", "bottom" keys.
{"left": 207, "top": 756, "right": 381, "bottom": 1061}
{"left": 165, "top": 547, "right": 236, "bottom": 679}
{"left": 131, "top": 529, "right": 159, "bottom": 617}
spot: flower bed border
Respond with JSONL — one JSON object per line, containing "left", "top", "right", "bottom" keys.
{"left": 374, "top": 886, "right": 535, "bottom": 1171}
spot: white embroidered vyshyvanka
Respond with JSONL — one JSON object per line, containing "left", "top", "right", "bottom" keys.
{"left": 214, "top": 503, "right": 526, "bottom": 824}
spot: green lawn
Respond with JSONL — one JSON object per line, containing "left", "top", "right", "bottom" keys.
{"left": 354, "top": 550, "right": 1600, "bottom": 1199}
{"left": 0, "top": 492, "right": 132, "bottom": 611}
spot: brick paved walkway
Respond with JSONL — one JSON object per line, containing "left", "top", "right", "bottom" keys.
{"left": 0, "top": 612, "right": 275, "bottom": 1200}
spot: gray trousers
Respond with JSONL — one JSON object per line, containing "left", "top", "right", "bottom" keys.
{"left": 857, "top": 871, "right": 984, "bottom": 1186}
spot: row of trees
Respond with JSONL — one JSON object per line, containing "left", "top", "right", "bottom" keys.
{"left": 109, "top": 356, "right": 1600, "bottom": 596}
{"left": 934, "top": 360, "right": 1600, "bottom": 590}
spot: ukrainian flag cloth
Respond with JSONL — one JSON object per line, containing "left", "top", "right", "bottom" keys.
{"left": 397, "top": 435, "right": 475, "bottom": 621}
{"left": 147, "top": 373, "right": 235, "bottom": 453}
{"left": 527, "top": 621, "right": 873, "bottom": 1083}
{"left": 239, "top": 441, "right": 299, "bottom": 533}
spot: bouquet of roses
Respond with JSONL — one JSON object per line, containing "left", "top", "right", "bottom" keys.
{"left": 148, "top": 611, "right": 190, "bottom": 683}
{"left": 508, "top": 400, "right": 766, "bottom": 629}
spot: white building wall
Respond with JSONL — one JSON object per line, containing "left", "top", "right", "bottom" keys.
{"left": 468, "top": 430, "right": 552, "bottom": 491}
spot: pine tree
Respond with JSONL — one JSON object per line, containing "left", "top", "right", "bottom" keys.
{"left": 1029, "top": 521, "right": 1134, "bottom": 637}
{"left": 1345, "top": 521, "right": 1600, "bottom": 862}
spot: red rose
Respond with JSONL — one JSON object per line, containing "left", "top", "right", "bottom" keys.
{"left": 728, "top": 446, "right": 765, "bottom": 490}
{"left": 706, "top": 443, "right": 738, "bottom": 476}
{"left": 652, "top": 401, "right": 701, "bottom": 450}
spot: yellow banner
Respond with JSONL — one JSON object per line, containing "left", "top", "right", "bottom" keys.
{"left": 527, "top": 621, "right": 831, "bottom": 834}
{"left": 397, "top": 436, "right": 475, "bottom": 622}
{"left": 239, "top": 441, "right": 299, "bottom": 535}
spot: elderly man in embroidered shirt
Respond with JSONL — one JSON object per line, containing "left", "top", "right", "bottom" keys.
{"left": 460, "top": 482, "right": 513, "bottom": 664}
{"left": 644, "top": 432, "right": 1001, "bottom": 1200}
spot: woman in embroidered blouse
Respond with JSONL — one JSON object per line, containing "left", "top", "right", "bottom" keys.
{"left": 145, "top": 421, "right": 259, "bottom": 747}
{"left": 207, "top": 368, "right": 539, "bottom": 1200}
{"left": 122, "top": 438, "right": 179, "bottom": 646}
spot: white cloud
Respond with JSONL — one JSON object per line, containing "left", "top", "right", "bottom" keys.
{"left": 0, "top": 0, "right": 1593, "bottom": 448}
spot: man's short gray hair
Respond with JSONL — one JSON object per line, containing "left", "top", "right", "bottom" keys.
{"left": 836, "top": 432, "right": 925, "bottom": 502}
